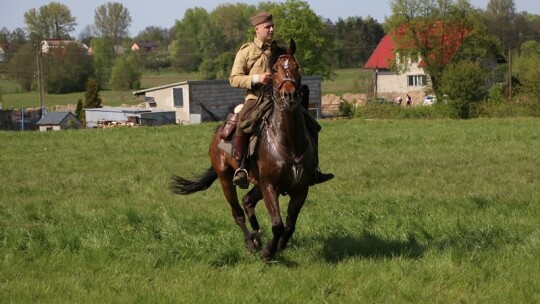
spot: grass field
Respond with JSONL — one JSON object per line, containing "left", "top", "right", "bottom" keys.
{"left": 1, "top": 118, "right": 539, "bottom": 302}
{"left": 0, "top": 69, "right": 370, "bottom": 109}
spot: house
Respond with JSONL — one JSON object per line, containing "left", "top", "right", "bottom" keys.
{"left": 132, "top": 76, "right": 323, "bottom": 124}
{"left": 364, "top": 34, "right": 432, "bottom": 102}
{"left": 40, "top": 39, "right": 88, "bottom": 54}
{"left": 84, "top": 107, "right": 176, "bottom": 128}
{"left": 36, "top": 111, "right": 82, "bottom": 131}
{"left": 131, "top": 41, "right": 158, "bottom": 52}
{"left": 87, "top": 45, "right": 125, "bottom": 56}
{"left": 0, "top": 45, "right": 6, "bottom": 62}
{"left": 364, "top": 22, "right": 468, "bottom": 103}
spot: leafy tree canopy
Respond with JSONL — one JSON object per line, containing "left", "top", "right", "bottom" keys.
{"left": 24, "top": 1, "right": 77, "bottom": 41}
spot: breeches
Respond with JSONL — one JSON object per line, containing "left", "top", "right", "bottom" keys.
{"left": 235, "top": 98, "right": 258, "bottom": 136}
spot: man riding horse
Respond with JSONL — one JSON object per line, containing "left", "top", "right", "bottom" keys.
{"left": 229, "top": 11, "right": 334, "bottom": 189}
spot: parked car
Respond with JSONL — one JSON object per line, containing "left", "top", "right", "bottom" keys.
{"left": 423, "top": 95, "right": 436, "bottom": 105}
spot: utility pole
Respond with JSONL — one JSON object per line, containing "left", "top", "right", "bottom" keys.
{"left": 36, "top": 41, "right": 45, "bottom": 112}
{"left": 508, "top": 46, "right": 512, "bottom": 103}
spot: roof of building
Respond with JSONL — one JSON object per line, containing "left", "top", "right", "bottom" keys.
{"left": 364, "top": 34, "right": 395, "bottom": 70}
{"left": 364, "top": 22, "right": 469, "bottom": 70}
{"left": 84, "top": 107, "right": 152, "bottom": 113}
{"left": 132, "top": 41, "right": 158, "bottom": 48}
{"left": 36, "top": 111, "right": 78, "bottom": 125}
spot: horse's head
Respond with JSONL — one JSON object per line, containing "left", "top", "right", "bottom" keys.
{"left": 270, "top": 39, "right": 301, "bottom": 111}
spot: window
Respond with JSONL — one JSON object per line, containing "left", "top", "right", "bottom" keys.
{"left": 408, "top": 75, "right": 426, "bottom": 87}
{"left": 173, "top": 88, "right": 184, "bottom": 107}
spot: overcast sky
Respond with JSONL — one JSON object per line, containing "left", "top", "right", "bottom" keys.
{"left": 2, "top": 0, "right": 539, "bottom": 37}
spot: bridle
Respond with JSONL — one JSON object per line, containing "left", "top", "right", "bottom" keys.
{"left": 272, "top": 54, "right": 301, "bottom": 111}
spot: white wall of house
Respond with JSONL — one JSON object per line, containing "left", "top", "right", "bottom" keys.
{"left": 39, "top": 125, "right": 61, "bottom": 131}
{"left": 376, "top": 59, "right": 429, "bottom": 94}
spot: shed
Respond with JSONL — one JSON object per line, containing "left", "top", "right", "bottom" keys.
{"left": 132, "top": 76, "right": 323, "bottom": 124}
{"left": 84, "top": 107, "right": 175, "bottom": 128}
{"left": 36, "top": 111, "right": 82, "bottom": 131}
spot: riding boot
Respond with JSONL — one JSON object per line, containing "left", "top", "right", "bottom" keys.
{"left": 304, "top": 111, "right": 334, "bottom": 185}
{"left": 233, "top": 132, "right": 249, "bottom": 189}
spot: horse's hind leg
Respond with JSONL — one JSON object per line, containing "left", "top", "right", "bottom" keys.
{"left": 277, "top": 191, "right": 308, "bottom": 252}
{"left": 242, "top": 186, "right": 263, "bottom": 250}
{"left": 217, "top": 174, "right": 259, "bottom": 252}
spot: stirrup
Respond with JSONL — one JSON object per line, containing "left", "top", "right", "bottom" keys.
{"left": 233, "top": 168, "right": 249, "bottom": 189}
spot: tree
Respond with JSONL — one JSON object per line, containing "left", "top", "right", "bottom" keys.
{"left": 43, "top": 42, "right": 94, "bottom": 94}
{"left": 84, "top": 78, "right": 102, "bottom": 109}
{"left": 387, "top": 0, "right": 478, "bottom": 92}
{"left": 334, "top": 17, "right": 385, "bottom": 68}
{"left": 272, "top": 0, "right": 334, "bottom": 78}
{"left": 171, "top": 7, "right": 210, "bottom": 72}
{"left": 94, "top": 2, "right": 132, "bottom": 47}
{"left": 197, "top": 3, "right": 257, "bottom": 79}
{"left": 440, "top": 61, "right": 486, "bottom": 118}
{"left": 90, "top": 37, "right": 114, "bottom": 89}
{"left": 483, "top": 0, "right": 518, "bottom": 51}
{"left": 75, "top": 99, "right": 84, "bottom": 123}
{"left": 24, "top": 2, "right": 77, "bottom": 40}
{"left": 8, "top": 43, "right": 36, "bottom": 92}
{"left": 135, "top": 26, "right": 172, "bottom": 49}
{"left": 514, "top": 40, "right": 540, "bottom": 112}
{"left": 109, "top": 51, "right": 141, "bottom": 90}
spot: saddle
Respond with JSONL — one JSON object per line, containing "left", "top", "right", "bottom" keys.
{"left": 217, "top": 108, "right": 269, "bottom": 159}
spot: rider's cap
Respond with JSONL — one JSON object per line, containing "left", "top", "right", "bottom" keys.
{"left": 250, "top": 11, "right": 272, "bottom": 27}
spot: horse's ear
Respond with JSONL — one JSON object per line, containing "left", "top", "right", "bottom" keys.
{"left": 288, "top": 39, "right": 296, "bottom": 55}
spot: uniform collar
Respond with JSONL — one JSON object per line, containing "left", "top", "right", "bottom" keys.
{"left": 254, "top": 37, "right": 271, "bottom": 51}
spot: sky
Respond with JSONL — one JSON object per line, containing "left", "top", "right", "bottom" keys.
{"left": 2, "top": 0, "right": 539, "bottom": 37}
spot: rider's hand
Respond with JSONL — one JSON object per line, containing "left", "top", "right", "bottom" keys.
{"left": 259, "top": 73, "right": 273, "bottom": 85}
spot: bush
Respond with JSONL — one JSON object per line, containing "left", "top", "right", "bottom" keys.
{"left": 440, "top": 61, "right": 486, "bottom": 119}
{"left": 338, "top": 100, "right": 355, "bottom": 118}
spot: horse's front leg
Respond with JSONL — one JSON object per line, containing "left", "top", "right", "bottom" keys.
{"left": 242, "top": 185, "right": 263, "bottom": 251}
{"left": 278, "top": 189, "right": 308, "bottom": 252}
{"left": 260, "top": 185, "right": 284, "bottom": 261}
{"left": 217, "top": 171, "right": 258, "bottom": 252}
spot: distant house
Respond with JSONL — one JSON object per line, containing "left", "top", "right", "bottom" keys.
{"left": 87, "top": 45, "right": 125, "bottom": 56}
{"left": 131, "top": 41, "right": 158, "bottom": 52}
{"left": 0, "top": 45, "right": 6, "bottom": 62}
{"left": 132, "top": 76, "right": 323, "bottom": 124}
{"left": 40, "top": 39, "right": 88, "bottom": 54}
{"left": 36, "top": 111, "right": 82, "bottom": 131}
{"left": 364, "top": 22, "right": 468, "bottom": 101}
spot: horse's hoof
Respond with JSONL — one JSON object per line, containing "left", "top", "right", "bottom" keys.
{"left": 251, "top": 231, "right": 262, "bottom": 249}
{"left": 262, "top": 248, "right": 275, "bottom": 262}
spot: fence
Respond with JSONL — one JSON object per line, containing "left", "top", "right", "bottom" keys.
{"left": 0, "top": 108, "right": 44, "bottom": 131}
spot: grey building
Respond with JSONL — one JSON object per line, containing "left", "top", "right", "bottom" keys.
{"left": 36, "top": 111, "right": 82, "bottom": 131}
{"left": 132, "top": 76, "right": 323, "bottom": 124}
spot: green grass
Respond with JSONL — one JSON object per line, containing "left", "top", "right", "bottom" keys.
{"left": 0, "top": 69, "right": 367, "bottom": 109}
{"left": 1, "top": 118, "right": 539, "bottom": 302}
{"left": 322, "top": 68, "right": 372, "bottom": 95}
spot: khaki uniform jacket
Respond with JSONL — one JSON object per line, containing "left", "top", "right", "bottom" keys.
{"left": 229, "top": 38, "right": 271, "bottom": 102}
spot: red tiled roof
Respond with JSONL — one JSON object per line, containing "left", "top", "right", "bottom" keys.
{"left": 364, "top": 34, "right": 394, "bottom": 69}
{"left": 364, "top": 21, "right": 468, "bottom": 70}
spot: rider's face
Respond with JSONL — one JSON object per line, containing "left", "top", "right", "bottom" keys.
{"left": 255, "top": 21, "right": 274, "bottom": 43}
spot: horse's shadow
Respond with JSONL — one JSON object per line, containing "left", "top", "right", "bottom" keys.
{"left": 319, "top": 230, "right": 426, "bottom": 263}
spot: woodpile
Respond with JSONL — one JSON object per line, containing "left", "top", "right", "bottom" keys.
{"left": 96, "top": 120, "right": 139, "bottom": 128}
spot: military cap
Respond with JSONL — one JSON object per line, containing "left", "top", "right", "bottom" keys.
{"left": 250, "top": 11, "right": 272, "bottom": 27}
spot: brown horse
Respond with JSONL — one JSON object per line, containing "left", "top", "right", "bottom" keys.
{"left": 172, "top": 39, "right": 316, "bottom": 260}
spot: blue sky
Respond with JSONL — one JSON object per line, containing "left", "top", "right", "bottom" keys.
{"left": 2, "top": 0, "right": 539, "bottom": 36}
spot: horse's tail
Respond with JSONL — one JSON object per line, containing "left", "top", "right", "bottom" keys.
{"left": 171, "top": 167, "right": 217, "bottom": 195}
